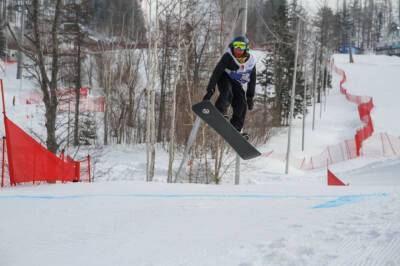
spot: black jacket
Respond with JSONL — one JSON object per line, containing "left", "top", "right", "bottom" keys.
{"left": 206, "top": 51, "right": 256, "bottom": 99}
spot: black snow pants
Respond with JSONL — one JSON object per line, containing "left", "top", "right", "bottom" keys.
{"left": 215, "top": 73, "right": 247, "bottom": 132}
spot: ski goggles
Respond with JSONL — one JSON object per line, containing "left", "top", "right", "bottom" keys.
{"left": 232, "top": 41, "right": 247, "bottom": 50}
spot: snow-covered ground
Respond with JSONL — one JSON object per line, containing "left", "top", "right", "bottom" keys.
{"left": 0, "top": 54, "right": 400, "bottom": 266}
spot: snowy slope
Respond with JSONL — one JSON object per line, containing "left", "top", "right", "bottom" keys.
{"left": 334, "top": 54, "right": 400, "bottom": 136}
{"left": 0, "top": 54, "right": 400, "bottom": 266}
{"left": 0, "top": 181, "right": 398, "bottom": 266}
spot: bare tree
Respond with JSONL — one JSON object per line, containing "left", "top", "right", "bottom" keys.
{"left": 145, "top": 0, "right": 160, "bottom": 182}
{"left": 167, "top": 0, "right": 183, "bottom": 183}
{"left": 20, "top": 0, "right": 63, "bottom": 153}
{"left": 62, "top": 1, "right": 90, "bottom": 146}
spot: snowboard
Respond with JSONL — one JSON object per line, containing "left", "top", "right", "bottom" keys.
{"left": 192, "top": 100, "right": 261, "bottom": 160}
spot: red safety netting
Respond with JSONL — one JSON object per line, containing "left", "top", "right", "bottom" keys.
{"left": 24, "top": 87, "right": 105, "bottom": 112}
{"left": 76, "top": 155, "right": 92, "bottom": 183}
{"left": 3, "top": 117, "right": 80, "bottom": 185}
{"left": 262, "top": 139, "right": 358, "bottom": 170}
{"left": 261, "top": 62, "right": 380, "bottom": 170}
{"left": 0, "top": 80, "right": 90, "bottom": 186}
{"left": 333, "top": 65, "right": 375, "bottom": 156}
{"left": 361, "top": 133, "right": 400, "bottom": 157}
{"left": 58, "top": 96, "right": 105, "bottom": 112}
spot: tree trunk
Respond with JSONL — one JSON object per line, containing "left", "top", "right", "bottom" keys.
{"left": 349, "top": 41, "right": 354, "bottom": 63}
{"left": 48, "top": 0, "right": 62, "bottom": 153}
{"left": 73, "top": 20, "right": 82, "bottom": 146}
{"left": 103, "top": 100, "right": 109, "bottom": 145}
{"left": 45, "top": 103, "right": 58, "bottom": 153}
{"left": 31, "top": 0, "right": 62, "bottom": 153}
{"left": 157, "top": 16, "right": 169, "bottom": 143}
{"left": 168, "top": 1, "right": 182, "bottom": 183}
{"left": 146, "top": 0, "right": 158, "bottom": 182}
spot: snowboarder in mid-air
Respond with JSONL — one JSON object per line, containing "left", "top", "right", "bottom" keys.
{"left": 202, "top": 35, "right": 256, "bottom": 139}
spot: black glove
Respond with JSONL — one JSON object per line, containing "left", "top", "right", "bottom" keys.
{"left": 247, "top": 98, "right": 254, "bottom": 111}
{"left": 203, "top": 91, "right": 214, "bottom": 101}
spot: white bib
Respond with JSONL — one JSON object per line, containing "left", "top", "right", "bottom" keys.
{"left": 225, "top": 49, "right": 256, "bottom": 84}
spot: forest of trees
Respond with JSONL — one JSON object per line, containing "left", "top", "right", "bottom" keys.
{"left": 0, "top": 0, "right": 399, "bottom": 183}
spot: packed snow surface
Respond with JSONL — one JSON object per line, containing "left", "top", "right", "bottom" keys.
{"left": 0, "top": 54, "right": 400, "bottom": 266}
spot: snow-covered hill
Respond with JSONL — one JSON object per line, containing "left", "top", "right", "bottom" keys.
{"left": 0, "top": 54, "right": 399, "bottom": 266}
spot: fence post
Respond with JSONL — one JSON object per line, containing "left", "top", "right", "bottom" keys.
{"left": 339, "top": 142, "right": 345, "bottom": 161}
{"left": 327, "top": 146, "right": 333, "bottom": 164}
{"left": 1, "top": 137, "right": 5, "bottom": 187}
{"left": 385, "top": 133, "right": 397, "bottom": 156}
{"left": 299, "top": 157, "right": 305, "bottom": 169}
{"left": 379, "top": 132, "right": 385, "bottom": 156}
{"left": 61, "top": 150, "right": 65, "bottom": 183}
{"left": 87, "top": 155, "right": 91, "bottom": 182}
{"left": 345, "top": 140, "right": 351, "bottom": 159}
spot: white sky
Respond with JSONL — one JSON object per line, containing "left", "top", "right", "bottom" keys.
{"left": 1, "top": 54, "right": 400, "bottom": 266}
{"left": 302, "top": 0, "right": 339, "bottom": 15}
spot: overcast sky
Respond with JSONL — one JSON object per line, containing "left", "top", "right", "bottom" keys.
{"left": 302, "top": 0, "right": 339, "bottom": 15}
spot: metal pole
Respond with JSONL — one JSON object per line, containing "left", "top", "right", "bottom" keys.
{"left": 324, "top": 60, "right": 328, "bottom": 112}
{"left": 285, "top": 19, "right": 301, "bottom": 174}
{"left": 1, "top": 79, "right": 6, "bottom": 116}
{"left": 319, "top": 75, "right": 323, "bottom": 119}
{"left": 320, "top": 51, "right": 325, "bottom": 119}
{"left": 175, "top": 117, "right": 201, "bottom": 182}
{"left": 312, "top": 44, "right": 318, "bottom": 131}
{"left": 3, "top": 0, "right": 7, "bottom": 66}
{"left": 241, "top": 0, "right": 248, "bottom": 35}
{"left": 235, "top": 0, "right": 248, "bottom": 185}
{"left": 302, "top": 65, "right": 307, "bottom": 151}
{"left": 235, "top": 154, "right": 240, "bottom": 185}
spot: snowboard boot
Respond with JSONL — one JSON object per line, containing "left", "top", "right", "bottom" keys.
{"left": 217, "top": 105, "right": 230, "bottom": 120}
{"left": 241, "top": 132, "right": 250, "bottom": 140}
{"left": 221, "top": 110, "right": 230, "bottom": 120}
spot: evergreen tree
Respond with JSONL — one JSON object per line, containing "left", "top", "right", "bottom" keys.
{"left": 315, "top": 6, "right": 336, "bottom": 52}
{"left": 269, "top": 0, "right": 292, "bottom": 126}
{"left": 258, "top": 53, "right": 275, "bottom": 99}
{"left": 265, "top": 0, "right": 305, "bottom": 125}
{"left": 293, "top": 71, "right": 305, "bottom": 118}
{"left": 271, "top": 0, "right": 306, "bottom": 125}
{"left": 79, "top": 112, "right": 97, "bottom": 145}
